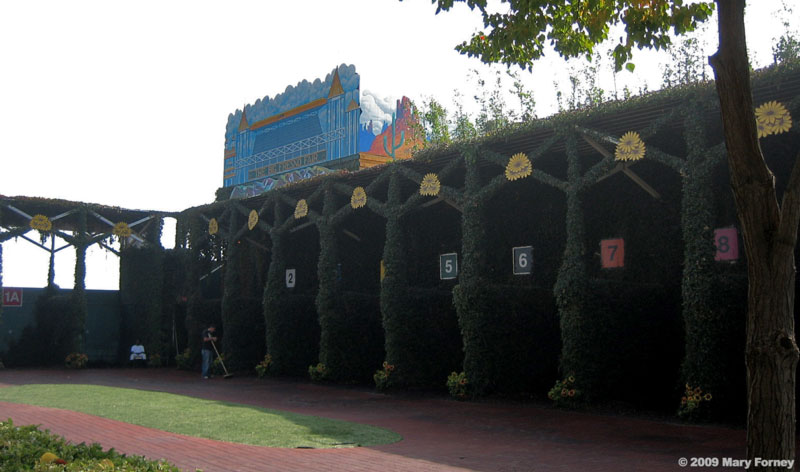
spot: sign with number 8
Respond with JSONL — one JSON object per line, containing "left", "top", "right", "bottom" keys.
{"left": 714, "top": 227, "right": 739, "bottom": 261}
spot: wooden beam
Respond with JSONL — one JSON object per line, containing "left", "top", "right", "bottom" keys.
{"left": 342, "top": 229, "right": 361, "bottom": 242}
{"left": 289, "top": 221, "right": 315, "bottom": 233}
{"left": 622, "top": 167, "right": 661, "bottom": 199}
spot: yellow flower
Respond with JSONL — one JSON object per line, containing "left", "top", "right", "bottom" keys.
{"left": 693, "top": 387, "right": 701, "bottom": 395}
{"left": 382, "top": 361, "right": 388, "bottom": 368}
{"left": 505, "top": 153, "right": 532, "bottom": 181}
{"left": 756, "top": 101, "right": 792, "bottom": 137}
{"left": 568, "top": 375, "right": 575, "bottom": 383}
{"left": 40, "top": 452, "right": 59, "bottom": 464}
{"left": 30, "top": 214, "right": 52, "bottom": 232}
{"left": 248, "top": 209, "right": 259, "bottom": 230}
{"left": 112, "top": 222, "right": 132, "bottom": 238}
{"left": 561, "top": 388, "right": 568, "bottom": 397}
{"left": 459, "top": 378, "right": 467, "bottom": 385}
{"left": 351, "top": 186, "right": 367, "bottom": 209}
{"left": 704, "top": 393, "right": 712, "bottom": 401}
{"left": 208, "top": 218, "right": 219, "bottom": 235}
{"left": 771, "top": 112, "right": 792, "bottom": 135}
{"left": 294, "top": 199, "right": 309, "bottom": 219}
{"left": 615, "top": 131, "right": 646, "bottom": 161}
{"left": 756, "top": 101, "right": 785, "bottom": 125}
{"left": 420, "top": 173, "right": 441, "bottom": 196}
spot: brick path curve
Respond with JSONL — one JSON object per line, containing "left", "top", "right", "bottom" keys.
{"left": 0, "top": 369, "right": 750, "bottom": 471}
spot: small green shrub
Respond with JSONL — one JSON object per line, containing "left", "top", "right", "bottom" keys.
{"left": 255, "top": 354, "right": 272, "bottom": 378}
{"left": 679, "top": 383, "right": 713, "bottom": 421}
{"left": 175, "top": 348, "right": 193, "bottom": 371}
{"left": 211, "top": 354, "right": 227, "bottom": 376}
{"left": 0, "top": 418, "right": 181, "bottom": 471}
{"left": 64, "top": 353, "right": 87, "bottom": 369}
{"left": 547, "top": 375, "right": 582, "bottom": 407}
{"left": 446, "top": 371, "right": 469, "bottom": 400}
{"left": 373, "top": 361, "right": 395, "bottom": 392}
{"left": 308, "top": 363, "right": 327, "bottom": 382}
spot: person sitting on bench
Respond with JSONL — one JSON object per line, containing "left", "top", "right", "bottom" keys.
{"left": 130, "top": 340, "right": 147, "bottom": 366}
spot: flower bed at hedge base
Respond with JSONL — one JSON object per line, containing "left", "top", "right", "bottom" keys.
{"left": 0, "top": 419, "right": 181, "bottom": 472}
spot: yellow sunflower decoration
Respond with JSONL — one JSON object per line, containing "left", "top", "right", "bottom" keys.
{"left": 505, "top": 153, "right": 532, "bottom": 181}
{"left": 351, "top": 187, "right": 367, "bottom": 209}
{"left": 112, "top": 222, "right": 132, "bottom": 238}
{"left": 248, "top": 209, "right": 259, "bottom": 230}
{"left": 208, "top": 218, "right": 219, "bottom": 235}
{"left": 615, "top": 131, "right": 646, "bottom": 161}
{"left": 294, "top": 199, "right": 309, "bottom": 219}
{"left": 755, "top": 101, "right": 792, "bottom": 138}
{"left": 420, "top": 173, "right": 441, "bottom": 196}
{"left": 30, "top": 214, "right": 52, "bottom": 232}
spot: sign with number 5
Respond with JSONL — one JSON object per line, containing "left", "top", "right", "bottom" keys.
{"left": 600, "top": 238, "right": 625, "bottom": 268}
{"left": 440, "top": 253, "right": 458, "bottom": 280}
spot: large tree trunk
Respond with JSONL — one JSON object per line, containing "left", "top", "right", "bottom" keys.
{"left": 710, "top": 1, "right": 800, "bottom": 468}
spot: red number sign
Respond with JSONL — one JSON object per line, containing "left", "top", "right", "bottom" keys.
{"left": 714, "top": 227, "right": 739, "bottom": 261}
{"left": 2, "top": 288, "right": 23, "bottom": 307}
{"left": 601, "top": 238, "right": 625, "bottom": 268}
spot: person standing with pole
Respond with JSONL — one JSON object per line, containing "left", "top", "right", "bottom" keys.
{"left": 201, "top": 325, "right": 217, "bottom": 379}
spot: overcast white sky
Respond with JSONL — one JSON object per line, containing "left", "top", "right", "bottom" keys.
{"left": 0, "top": 0, "right": 792, "bottom": 289}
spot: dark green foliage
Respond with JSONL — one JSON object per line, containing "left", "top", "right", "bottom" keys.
{"left": 264, "top": 293, "right": 319, "bottom": 376}
{"left": 381, "top": 287, "right": 462, "bottom": 388}
{"left": 221, "top": 296, "right": 265, "bottom": 372}
{"left": 0, "top": 419, "right": 180, "bottom": 471}
{"left": 5, "top": 289, "right": 83, "bottom": 367}
{"left": 455, "top": 283, "right": 560, "bottom": 395}
{"left": 120, "top": 246, "right": 165, "bottom": 362}
{"left": 183, "top": 297, "right": 221, "bottom": 368}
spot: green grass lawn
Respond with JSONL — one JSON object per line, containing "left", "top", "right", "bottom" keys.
{"left": 0, "top": 384, "right": 401, "bottom": 449}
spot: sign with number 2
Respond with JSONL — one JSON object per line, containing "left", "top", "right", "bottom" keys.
{"left": 601, "top": 238, "right": 624, "bottom": 268}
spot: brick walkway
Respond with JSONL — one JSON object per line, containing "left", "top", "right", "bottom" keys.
{"left": 0, "top": 369, "right": 748, "bottom": 471}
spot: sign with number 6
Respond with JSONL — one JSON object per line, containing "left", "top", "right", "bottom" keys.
{"left": 513, "top": 246, "right": 533, "bottom": 275}
{"left": 600, "top": 238, "right": 625, "bottom": 268}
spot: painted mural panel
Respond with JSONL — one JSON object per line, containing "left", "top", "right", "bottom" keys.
{"left": 224, "top": 64, "right": 423, "bottom": 199}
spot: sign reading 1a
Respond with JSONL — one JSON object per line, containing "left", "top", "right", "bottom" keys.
{"left": 440, "top": 253, "right": 458, "bottom": 280}
{"left": 600, "top": 238, "right": 625, "bottom": 268}
{"left": 513, "top": 246, "right": 533, "bottom": 275}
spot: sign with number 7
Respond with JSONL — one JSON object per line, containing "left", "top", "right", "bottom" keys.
{"left": 601, "top": 238, "right": 625, "bottom": 268}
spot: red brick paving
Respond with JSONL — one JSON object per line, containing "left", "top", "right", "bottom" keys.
{"left": 0, "top": 368, "right": 749, "bottom": 471}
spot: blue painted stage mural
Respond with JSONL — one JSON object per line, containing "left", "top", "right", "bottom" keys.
{"left": 225, "top": 64, "right": 421, "bottom": 199}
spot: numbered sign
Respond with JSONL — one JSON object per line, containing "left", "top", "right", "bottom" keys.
{"left": 285, "top": 269, "right": 296, "bottom": 288}
{"left": 440, "top": 253, "right": 458, "bottom": 280}
{"left": 2, "top": 288, "right": 23, "bottom": 307}
{"left": 513, "top": 246, "right": 533, "bottom": 275}
{"left": 600, "top": 238, "right": 625, "bottom": 268}
{"left": 714, "top": 227, "right": 739, "bottom": 261}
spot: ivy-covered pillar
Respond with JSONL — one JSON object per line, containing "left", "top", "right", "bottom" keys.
{"left": 263, "top": 201, "right": 319, "bottom": 375}
{"left": 554, "top": 133, "right": 594, "bottom": 396}
{"left": 220, "top": 208, "right": 243, "bottom": 369}
{"left": 315, "top": 183, "right": 357, "bottom": 381}
{"left": 71, "top": 207, "right": 89, "bottom": 353}
{"left": 380, "top": 170, "right": 413, "bottom": 385}
{"left": 679, "top": 104, "right": 730, "bottom": 417}
{"left": 453, "top": 146, "right": 497, "bottom": 396}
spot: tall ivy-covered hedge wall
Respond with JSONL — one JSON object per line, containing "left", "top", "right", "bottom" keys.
{"left": 172, "top": 64, "right": 798, "bottom": 420}
{"left": 120, "top": 246, "right": 165, "bottom": 361}
{"left": 4, "top": 288, "right": 83, "bottom": 366}
{"left": 264, "top": 202, "right": 321, "bottom": 376}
